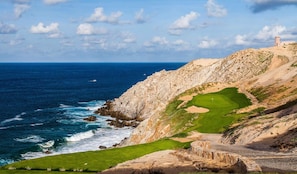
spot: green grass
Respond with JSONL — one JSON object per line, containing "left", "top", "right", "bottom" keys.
{"left": 164, "top": 87, "right": 251, "bottom": 134}
{"left": 2, "top": 139, "right": 190, "bottom": 173}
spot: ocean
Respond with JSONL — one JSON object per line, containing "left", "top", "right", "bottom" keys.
{"left": 0, "top": 63, "right": 184, "bottom": 166}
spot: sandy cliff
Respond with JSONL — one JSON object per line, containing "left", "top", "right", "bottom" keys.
{"left": 111, "top": 45, "right": 297, "bottom": 145}
{"left": 99, "top": 43, "right": 297, "bottom": 173}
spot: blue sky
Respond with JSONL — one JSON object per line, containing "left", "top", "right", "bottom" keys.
{"left": 0, "top": 0, "right": 297, "bottom": 62}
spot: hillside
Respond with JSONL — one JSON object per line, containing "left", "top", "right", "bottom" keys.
{"left": 4, "top": 43, "right": 297, "bottom": 173}
{"left": 105, "top": 43, "right": 297, "bottom": 146}
{"left": 97, "top": 43, "right": 297, "bottom": 172}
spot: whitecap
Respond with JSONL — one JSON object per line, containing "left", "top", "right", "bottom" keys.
{"left": 0, "top": 158, "right": 14, "bottom": 166}
{"left": 65, "top": 130, "right": 95, "bottom": 142}
{"left": 39, "top": 140, "right": 55, "bottom": 149}
{"left": 14, "top": 135, "right": 45, "bottom": 143}
{"left": 30, "top": 123, "right": 44, "bottom": 127}
{"left": 34, "top": 109, "right": 43, "bottom": 112}
{"left": 21, "top": 127, "right": 133, "bottom": 160}
{"left": 59, "top": 104, "right": 72, "bottom": 108}
{"left": 1, "top": 113, "right": 25, "bottom": 124}
{"left": 88, "top": 79, "right": 97, "bottom": 83}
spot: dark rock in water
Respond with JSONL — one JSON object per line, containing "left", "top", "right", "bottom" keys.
{"left": 99, "top": 146, "right": 107, "bottom": 149}
{"left": 95, "top": 100, "right": 141, "bottom": 128}
{"left": 83, "top": 115, "right": 97, "bottom": 122}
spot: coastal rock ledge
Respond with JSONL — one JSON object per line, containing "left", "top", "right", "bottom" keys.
{"left": 95, "top": 101, "right": 142, "bottom": 128}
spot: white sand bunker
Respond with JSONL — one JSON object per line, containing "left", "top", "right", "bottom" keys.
{"left": 185, "top": 106, "right": 209, "bottom": 113}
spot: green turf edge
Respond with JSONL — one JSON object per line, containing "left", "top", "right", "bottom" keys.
{"left": 1, "top": 139, "right": 190, "bottom": 173}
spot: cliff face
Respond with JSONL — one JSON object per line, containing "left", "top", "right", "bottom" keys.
{"left": 113, "top": 49, "right": 273, "bottom": 120}
{"left": 110, "top": 44, "right": 297, "bottom": 145}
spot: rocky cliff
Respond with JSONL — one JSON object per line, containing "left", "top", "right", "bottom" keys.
{"left": 101, "top": 43, "right": 297, "bottom": 147}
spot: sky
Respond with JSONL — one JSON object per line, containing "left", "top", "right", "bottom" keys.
{"left": 0, "top": 0, "right": 297, "bottom": 62}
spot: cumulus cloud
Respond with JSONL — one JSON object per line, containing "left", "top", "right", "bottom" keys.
{"left": 9, "top": 37, "right": 25, "bottom": 46}
{"left": 76, "top": 23, "right": 108, "bottom": 35}
{"left": 121, "top": 32, "right": 136, "bottom": 43}
{"left": 14, "top": 3, "right": 30, "bottom": 18}
{"left": 170, "top": 11, "right": 199, "bottom": 30}
{"left": 86, "top": 7, "right": 123, "bottom": 24}
{"left": 172, "top": 39, "right": 191, "bottom": 51}
{"left": 135, "top": 8, "right": 146, "bottom": 24}
{"left": 169, "top": 11, "right": 199, "bottom": 35}
{"left": 43, "top": 0, "right": 67, "bottom": 5}
{"left": 256, "top": 25, "right": 286, "bottom": 40}
{"left": 232, "top": 25, "right": 295, "bottom": 46}
{"left": 144, "top": 36, "right": 169, "bottom": 47}
{"left": 250, "top": 0, "right": 297, "bottom": 13}
{"left": 205, "top": 0, "right": 227, "bottom": 17}
{"left": 235, "top": 34, "right": 250, "bottom": 45}
{"left": 30, "top": 22, "right": 59, "bottom": 35}
{"left": 0, "top": 23, "right": 17, "bottom": 34}
{"left": 198, "top": 38, "right": 218, "bottom": 48}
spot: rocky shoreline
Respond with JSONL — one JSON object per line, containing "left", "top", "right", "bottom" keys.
{"left": 95, "top": 100, "right": 142, "bottom": 128}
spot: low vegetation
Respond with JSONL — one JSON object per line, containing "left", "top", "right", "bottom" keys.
{"left": 164, "top": 87, "right": 252, "bottom": 134}
{"left": 1, "top": 139, "right": 190, "bottom": 173}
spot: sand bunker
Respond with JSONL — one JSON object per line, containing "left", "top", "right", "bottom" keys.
{"left": 185, "top": 106, "right": 209, "bottom": 113}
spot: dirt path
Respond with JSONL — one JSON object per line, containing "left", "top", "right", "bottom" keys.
{"left": 198, "top": 133, "right": 297, "bottom": 172}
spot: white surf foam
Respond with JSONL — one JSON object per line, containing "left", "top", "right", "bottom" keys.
{"left": 39, "top": 140, "right": 55, "bottom": 149}
{"left": 0, "top": 158, "right": 14, "bottom": 166}
{"left": 65, "top": 130, "right": 95, "bottom": 142}
{"left": 1, "top": 112, "right": 25, "bottom": 124}
{"left": 21, "top": 127, "right": 132, "bottom": 160}
{"left": 14, "top": 135, "right": 45, "bottom": 143}
{"left": 30, "top": 123, "right": 44, "bottom": 127}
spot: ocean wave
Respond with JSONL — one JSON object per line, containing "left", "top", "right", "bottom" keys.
{"left": 1, "top": 112, "right": 25, "bottom": 124}
{"left": 59, "top": 104, "right": 72, "bottom": 108}
{"left": 30, "top": 123, "right": 44, "bottom": 127}
{"left": 39, "top": 140, "right": 55, "bottom": 149}
{"left": 14, "top": 135, "right": 45, "bottom": 143}
{"left": 65, "top": 130, "right": 95, "bottom": 142}
{"left": 34, "top": 109, "right": 43, "bottom": 112}
{"left": 21, "top": 127, "right": 133, "bottom": 160}
{"left": 0, "top": 158, "right": 14, "bottom": 166}
{"left": 88, "top": 79, "right": 97, "bottom": 83}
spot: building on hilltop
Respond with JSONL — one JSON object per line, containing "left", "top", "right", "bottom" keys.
{"left": 274, "top": 36, "right": 296, "bottom": 47}
{"left": 275, "top": 36, "right": 281, "bottom": 47}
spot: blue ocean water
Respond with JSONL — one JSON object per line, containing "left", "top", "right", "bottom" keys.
{"left": 0, "top": 63, "right": 184, "bottom": 166}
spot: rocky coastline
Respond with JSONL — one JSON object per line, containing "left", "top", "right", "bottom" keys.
{"left": 96, "top": 44, "right": 297, "bottom": 172}
{"left": 95, "top": 100, "right": 142, "bottom": 128}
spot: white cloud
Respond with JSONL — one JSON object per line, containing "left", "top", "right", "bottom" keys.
{"left": 256, "top": 25, "right": 286, "bottom": 40}
{"left": 76, "top": 23, "right": 107, "bottom": 35}
{"left": 0, "top": 23, "right": 17, "bottom": 34}
{"left": 170, "top": 11, "right": 199, "bottom": 30}
{"left": 144, "top": 36, "right": 169, "bottom": 47}
{"left": 169, "top": 11, "right": 199, "bottom": 35}
{"left": 121, "top": 32, "right": 136, "bottom": 43}
{"left": 14, "top": 3, "right": 30, "bottom": 18}
{"left": 198, "top": 38, "right": 218, "bottom": 48}
{"left": 43, "top": 0, "right": 67, "bottom": 5}
{"left": 152, "top": 36, "right": 168, "bottom": 45}
{"left": 135, "top": 8, "right": 146, "bottom": 23}
{"left": 86, "top": 7, "right": 123, "bottom": 24}
{"left": 9, "top": 38, "right": 25, "bottom": 46}
{"left": 173, "top": 39, "right": 187, "bottom": 46}
{"left": 30, "top": 22, "right": 59, "bottom": 34}
{"left": 173, "top": 39, "right": 191, "bottom": 51}
{"left": 205, "top": 0, "right": 227, "bottom": 17}
{"left": 235, "top": 34, "right": 250, "bottom": 45}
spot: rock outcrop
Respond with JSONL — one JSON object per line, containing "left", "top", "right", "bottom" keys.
{"left": 112, "top": 46, "right": 297, "bottom": 145}
{"left": 96, "top": 44, "right": 297, "bottom": 148}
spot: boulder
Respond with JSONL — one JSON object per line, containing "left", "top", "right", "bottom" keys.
{"left": 83, "top": 116, "right": 97, "bottom": 122}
